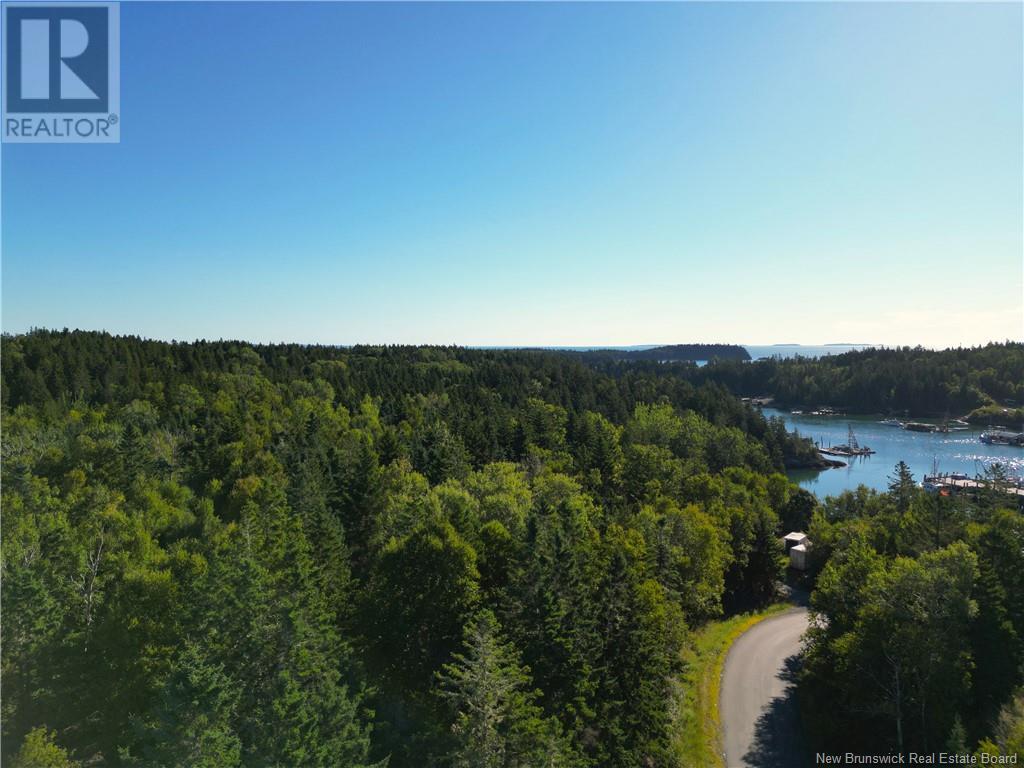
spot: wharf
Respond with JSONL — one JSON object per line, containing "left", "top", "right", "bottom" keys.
{"left": 923, "top": 473, "right": 1024, "bottom": 502}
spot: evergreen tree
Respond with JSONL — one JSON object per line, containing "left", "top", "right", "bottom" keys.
{"left": 437, "top": 611, "right": 570, "bottom": 768}
{"left": 134, "top": 642, "right": 243, "bottom": 768}
{"left": 887, "top": 461, "right": 916, "bottom": 515}
{"left": 591, "top": 525, "right": 685, "bottom": 767}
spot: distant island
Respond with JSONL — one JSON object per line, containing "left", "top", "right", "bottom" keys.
{"left": 566, "top": 343, "right": 751, "bottom": 362}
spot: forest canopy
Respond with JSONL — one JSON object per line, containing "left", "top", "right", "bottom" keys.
{"left": 1, "top": 330, "right": 807, "bottom": 767}
{"left": 4, "top": 331, "right": 1022, "bottom": 766}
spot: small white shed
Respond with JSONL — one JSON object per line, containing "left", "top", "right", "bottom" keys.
{"left": 783, "top": 532, "right": 811, "bottom": 571}
{"left": 789, "top": 543, "right": 810, "bottom": 571}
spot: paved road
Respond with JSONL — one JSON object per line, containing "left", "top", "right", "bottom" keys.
{"left": 720, "top": 608, "right": 810, "bottom": 768}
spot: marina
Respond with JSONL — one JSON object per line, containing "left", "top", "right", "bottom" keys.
{"left": 764, "top": 408, "right": 1024, "bottom": 498}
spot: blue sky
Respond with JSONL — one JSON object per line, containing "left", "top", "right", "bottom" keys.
{"left": 2, "top": 1, "right": 1021, "bottom": 347}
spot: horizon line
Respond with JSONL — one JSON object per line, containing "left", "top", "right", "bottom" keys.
{"left": 7, "top": 327, "right": 1024, "bottom": 352}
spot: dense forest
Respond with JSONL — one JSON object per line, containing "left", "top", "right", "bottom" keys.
{"left": 4, "top": 330, "right": 1022, "bottom": 766}
{"left": 568, "top": 344, "right": 750, "bottom": 363}
{"left": 1, "top": 330, "right": 813, "bottom": 767}
{"left": 681, "top": 343, "right": 1024, "bottom": 421}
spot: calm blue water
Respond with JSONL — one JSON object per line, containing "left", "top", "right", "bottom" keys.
{"left": 763, "top": 408, "right": 1024, "bottom": 498}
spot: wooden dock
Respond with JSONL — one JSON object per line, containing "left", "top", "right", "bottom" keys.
{"left": 923, "top": 473, "right": 1024, "bottom": 501}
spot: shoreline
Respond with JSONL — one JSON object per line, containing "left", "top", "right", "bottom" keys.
{"left": 765, "top": 405, "right": 1023, "bottom": 431}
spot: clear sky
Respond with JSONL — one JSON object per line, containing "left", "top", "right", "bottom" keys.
{"left": 2, "top": 1, "right": 1021, "bottom": 347}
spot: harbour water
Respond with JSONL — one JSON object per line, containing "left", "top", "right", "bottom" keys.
{"left": 745, "top": 344, "right": 871, "bottom": 360}
{"left": 763, "top": 408, "right": 1024, "bottom": 498}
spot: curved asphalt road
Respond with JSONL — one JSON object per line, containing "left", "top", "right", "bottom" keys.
{"left": 720, "top": 607, "right": 810, "bottom": 768}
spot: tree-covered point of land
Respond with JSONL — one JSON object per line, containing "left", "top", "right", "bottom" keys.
{"left": 680, "top": 342, "right": 1024, "bottom": 419}
{"left": 2, "top": 329, "right": 812, "bottom": 767}
{"left": 569, "top": 344, "right": 751, "bottom": 363}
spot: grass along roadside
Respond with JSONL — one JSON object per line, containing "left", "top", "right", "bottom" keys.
{"left": 672, "top": 603, "right": 791, "bottom": 768}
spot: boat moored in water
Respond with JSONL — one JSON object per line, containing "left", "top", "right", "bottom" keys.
{"left": 903, "top": 422, "right": 937, "bottom": 433}
{"left": 980, "top": 430, "right": 1024, "bottom": 447}
{"left": 817, "top": 425, "right": 876, "bottom": 457}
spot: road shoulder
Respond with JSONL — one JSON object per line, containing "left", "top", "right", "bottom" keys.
{"left": 673, "top": 604, "right": 791, "bottom": 768}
